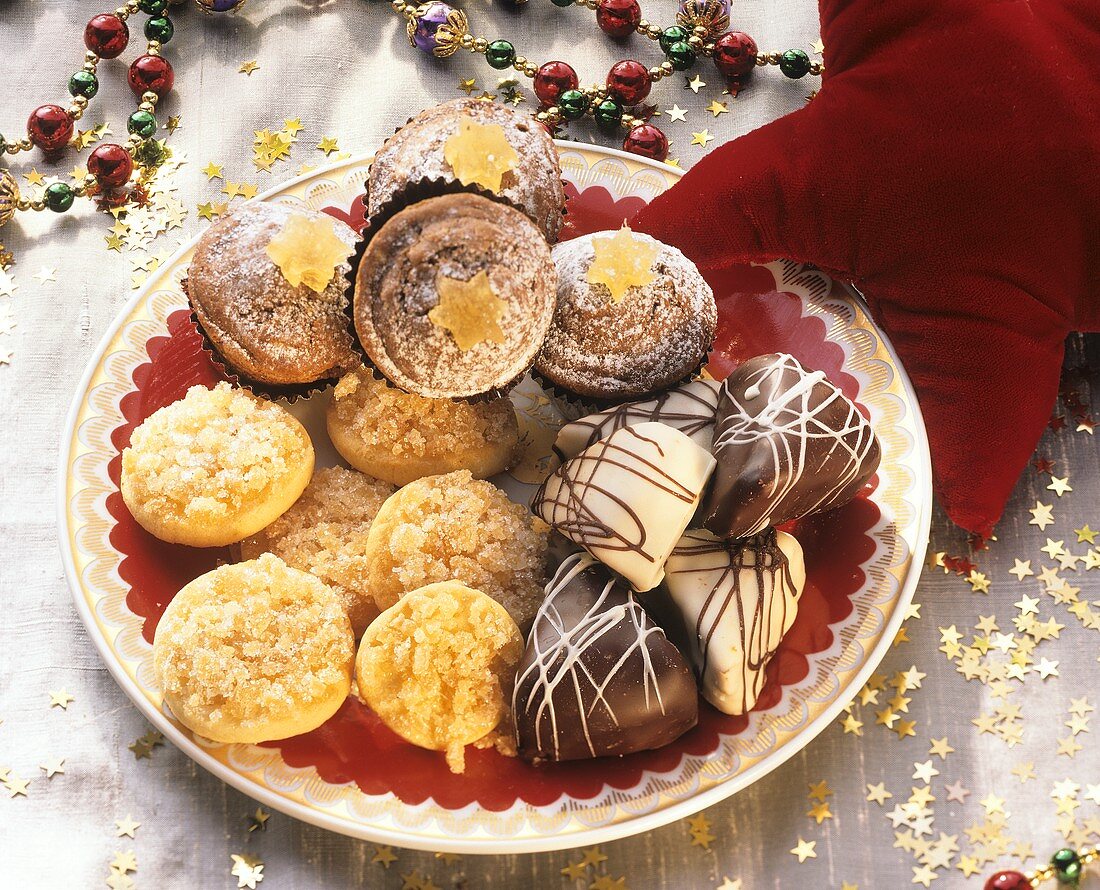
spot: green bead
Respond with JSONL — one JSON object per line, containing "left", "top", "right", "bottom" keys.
{"left": 779, "top": 48, "right": 811, "bottom": 78}
{"left": 550, "top": 0, "right": 574, "bottom": 7}
{"left": 485, "top": 40, "right": 515, "bottom": 70}
{"left": 666, "top": 41, "right": 697, "bottom": 71}
{"left": 127, "top": 110, "right": 158, "bottom": 138}
{"left": 1052, "top": 848, "right": 1081, "bottom": 885}
{"left": 68, "top": 70, "right": 99, "bottom": 99}
{"left": 659, "top": 26, "right": 690, "bottom": 55}
{"left": 557, "top": 89, "right": 588, "bottom": 121}
{"left": 144, "top": 16, "right": 174, "bottom": 43}
{"left": 44, "top": 182, "right": 75, "bottom": 213}
{"left": 138, "top": 0, "right": 168, "bottom": 13}
{"left": 594, "top": 98, "right": 623, "bottom": 134}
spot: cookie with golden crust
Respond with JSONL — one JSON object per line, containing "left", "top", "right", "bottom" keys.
{"left": 240, "top": 466, "right": 396, "bottom": 635}
{"left": 326, "top": 368, "right": 520, "bottom": 486}
{"left": 355, "top": 580, "right": 523, "bottom": 773}
{"left": 121, "top": 383, "right": 314, "bottom": 547}
{"left": 153, "top": 555, "right": 355, "bottom": 744}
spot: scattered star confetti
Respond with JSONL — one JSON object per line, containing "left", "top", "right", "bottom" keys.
{"left": 372, "top": 846, "right": 398, "bottom": 869}
{"left": 4, "top": 775, "right": 30, "bottom": 797}
{"left": 1048, "top": 475, "right": 1073, "bottom": 496}
{"left": 115, "top": 816, "right": 141, "bottom": 838}
{"left": 239, "top": 60, "right": 260, "bottom": 76}
{"left": 316, "top": 136, "right": 340, "bottom": 155}
{"left": 706, "top": 100, "right": 729, "bottom": 117}
{"left": 690, "top": 129, "right": 715, "bottom": 147}
{"left": 202, "top": 162, "right": 224, "bottom": 180}
{"left": 789, "top": 838, "right": 817, "bottom": 862}
{"left": 1029, "top": 501, "right": 1055, "bottom": 530}
{"left": 247, "top": 807, "right": 270, "bottom": 833}
{"left": 230, "top": 853, "right": 264, "bottom": 889}
{"left": 457, "top": 77, "right": 477, "bottom": 95}
{"left": 666, "top": 104, "right": 688, "bottom": 122}
{"left": 685, "top": 75, "right": 706, "bottom": 93}
{"left": 39, "top": 757, "right": 65, "bottom": 778}
{"left": 686, "top": 812, "right": 716, "bottom": 849}
{"left": 49, "top": 689, "right": 74, "bottom": 709}
{"left": 867, "top": 782, "right": 893, "bottom": 805}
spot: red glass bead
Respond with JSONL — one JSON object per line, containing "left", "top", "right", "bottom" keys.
{"left": 84, "top": 13, "right": 129, "bottom": 59}
{"left": 128, "top": 55, "right": 175, "bottom": 98}
{"left": 533, "top": 61, "right": 579, "bottom": 106}
{"left": 88, "top": 143, "right": 134, "bottom": 189}
{"left": 27, "top": 105, "right": 74, "bottom": 155}
{"left": 596, "top": 0, "right": 642, "bottom": 38}
{"left": 712, "top": 30, "right": 758, "bottom": 79}
{"left": 606, "top": 60, "right": 651, "bottom": 106}
{"left": 984, "top": 872, "right": 1033, "bottom": 890}
{"left": 623, "top": 123, "right": 668, "bottom": 161}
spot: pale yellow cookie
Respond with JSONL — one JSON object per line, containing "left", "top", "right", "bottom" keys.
{"left": 326, "top": 368, "right": 520, "bottom": 486}
{"left": 153, "top": 554, "right": 354, "bottom": 744}
{"left": 364, "top": 469, "right": 547, "bottom": 631}
{"left": 355, "top": 580, "right": 523, "bottom": 773}
{"left": 121, "top": 382, "right": 314, "bottom": 547}
{"left": 240, "top": 466, "right": 396, "bottom": 635}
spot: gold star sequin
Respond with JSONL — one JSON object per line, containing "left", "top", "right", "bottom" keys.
{"left": 317, "top": 136, "right": 340, "bottom": 155}
{"left": 39, "top": 757, "right": 65, "bottom": 778}
{"left": 666, "top": 104, "right": 688, "bottom": 122}
{"left": 372, "top": 846, "right": 398, "bottom": 869}
{"left": 967, "top": 570, "right": 991, "bottom": 593}
{"left": 866, "top": 783, "right": 893, "bottom": 804}
{"left": 686, "top": 812, "right": 716, "bottom": 849}
{"left": 1009, "top": 559, "right": 1034, "bottom": 581}
{"left": 230, "top": 854, "right": 264, "bottom": 888}
{"left": 265, "top": 213, "right": 348, "bottom": 292}
{"left": 239, "top": 60, "right": 260, "bottom": 76}
{"left": 928, "top": 737, "right": 954, "bottom": 759}
{"left": 4, "top": 775, "right": 30, "bottom": 797}
{"left": 164, "top": 115, "right": 182, "bottom": 133}
{"left": 442, "top": 118, "right": 519, "bottom": 193}
{"left": 115, "top": 816, "right": 141, "bottom": 838}
{"left": 706, "top": 100, "right": 728, "bottom": 117}
{"left": 690, "top": 129, "right": 714, "bottom": 147}
{"left": 812, "top": 38, "right": 825, "bottom": 54}
{"left": 1029, "top": 501, "right": 1055, "bottom": 530}
{"left": 806, "top": 801, "right": 833, "bottom": 823}
{"left": 789, "top": 838, "right": 817, "bottom": 862}
{"left": 24, "top": 169, "right": 46, "bottom": 187}
{"left": 49, "top": 689, "right": 74, "bottom": 709}
{"left": 428, "top": 270, "right": 508, "bottom": 351}
{"left": 842, "top": 713, "right": 863, "bottom": 735}
{"left": 561, "top": 861, "right": 588, "bottom": 880}
{"left": 580, "top": 847, "right": 608, "bottom": 868}
{"left": 202, "top": 162, "right": 224, "bottom": 180}
{"left": 1048, "top": 476, "right": 1073, "bottom": 496}
{"left": 685, "top": 75, "right": 706, "bottom": 92}
{"left": 457, "top": 77, "right": 477, "bottom": 95}
{"left": 247, "top": 807, "right": 270, "bottom": 833}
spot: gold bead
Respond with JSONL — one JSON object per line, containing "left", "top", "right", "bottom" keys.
{"left": 535, "top": 111, "right": 548, "bottom": 122}
{"left": 72, "top": 96, "right": 90, "bottom": 108}
{"left": 459, "top": 33, "right": 473, "bottom": 47}
{"left": 524, "top": 63, "right": 537, "bottom": 77}
{"left": 85, "top": 50, "right": 99, "bottom": 64}
{"left": 139, "top": 101, "right": 155, "bottom": 113}
{"left": 127, "top": 134, "right": 143, "bottom": 146}
{"left": 82, "top": 60, "right": 98, "bottom": 73}
{"left": 114, "top": 6, "right": 130, "bottom": 19}
{"left": 809, "top": 61, "right": 824, "bottom": 74}
{"left": 473, "top": 37, "right": 487, "bottom": 52}
{"left": 514, "top": 55, "right": 527, "bottom": 66}
{"left": 768, "top": 52, "right": 781, "bottom": 64}
{"left": 68, "top": 105, "right": 85, "bottom": 120}
{"left": 648, "top": 66, "right": 663, "bottom": 80}
{"left": 660, "top": 61, "right": 673, "bottom": 73}
{"left": 31, "top": 198, "right": 47, "bottom": 212}
{"left": 142, "top": 91, "right": 159, "bottom": 105}
{"left": 146, "top": 42, "right": 161, "bottom": 55}
{"left": 648, "top": 24, "right": 661, "bottom": 38}
{"left": 688, "top": 35, "right": 702, "bottom": 47}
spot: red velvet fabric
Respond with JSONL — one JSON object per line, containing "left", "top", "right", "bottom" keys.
{"left": 632, "top": 0, "right": 1100, "bottom": 534}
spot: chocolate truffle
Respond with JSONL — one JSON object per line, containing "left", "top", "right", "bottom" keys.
{"left": 512, "top": 553, "right": 698, "bottom": 761}
{"left": 698, "top": 353, "right": 881, "bottom": 539}
{"left": 532, "top": 422, "right": 715, "bottom": 592}
{"left": 367, "top": 97, "right": 566, "bottom": 241}
{"left": 354, "top": 193, "right": 556, "bottom": 400}
{"left": 534, "top": 227, "right": 717, "bottom": 404}
{"left": 186, "top": 202, "right": 359, "bottom": 387}
{"left": 554, "top": 378, "right": 721, "bottom": 460}
{"left": 664, "top": 528, "right": 806, "bottom": 715}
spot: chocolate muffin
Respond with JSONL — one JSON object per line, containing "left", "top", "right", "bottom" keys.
{"left": 353, "top": 193, "right": 556, "bottom": 400}
{"left": 186, "top": 202, "right": 359, "bottom": 387}
{"left": 367, "top": 98, "right": 565, "bottom": 242}
{"left": 535, "top": 229, "right": 717, "bottom": 404}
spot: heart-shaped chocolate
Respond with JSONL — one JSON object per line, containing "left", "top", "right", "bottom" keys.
{"left": 532, "top": 421, "right": 715, "bottom": 592}
{"left": 512, "top": 553, "right": 699, "bottom": 762}
{"left": 664, "top": 528, "right": 806, "bottom": 715}
{"left": 697, "top": 353, "right": 881, "bottom": 539}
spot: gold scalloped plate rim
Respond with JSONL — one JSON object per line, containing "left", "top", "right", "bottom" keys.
{"left": 58, "top": 142, "right": 932, "bottom": 854}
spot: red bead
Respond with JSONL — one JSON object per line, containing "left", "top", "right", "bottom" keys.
{"left": 88, "top": 143, "right": 134, "bottom": 189}
{"left": 27, "top": 105, "right": 74, "bottom": 155}
{"left": 128, "top": 55, "right": 175, "bottom": 98}
{"left": 533, "top": 61, "right": 579, "bottom": 106}
{"left": 596, "top": 0, "right": 642, "bottom": 38}
{"left": 84, "top": 13, "right": 129, "bottom": 59}
{"left": 623, "top": 123, "right": 668, "bottom": 161}
{"left": 606, "top": 60, "right": 651, "bottom": 106}
{"left": 712, "top": 30, "right": 758, "bottom": 79}
{"left": 984, "top": 872, "right": 1033, "bottom": 890}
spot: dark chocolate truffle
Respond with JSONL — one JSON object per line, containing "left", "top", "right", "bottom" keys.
{"left": 512, "top": 552, "right": 698, "bottom": 762}
{"left": 697, "top": 353, "right": 881, "bottom": 539}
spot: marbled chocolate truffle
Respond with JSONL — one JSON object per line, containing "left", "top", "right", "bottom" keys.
{"left": 535, "top": 231, "right": 717, "bottom": 404}
{"left": 367, "top": 97, "right": 565, "bottom": 241}
{"left": 186, "top": 202, "right": 359, "bottom": 387}
{"left": 354, "top": 193, "right": 556, "bottom": 400}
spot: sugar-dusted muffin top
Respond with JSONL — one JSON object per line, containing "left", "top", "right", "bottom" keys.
{"left": 367, "top": 97, "right": 565, "bottom": 241}
{"left": 364, "top": 469, "right": 548, "bottom": 631}
{"left": 187, "top": 202, "right": 359, "bottom": 386}
{"left": 536, "top": 231, "right": 718, "bottom": 402}
{"left": 153, "top": 554, "right": 354, "bottom": 742}
{"left": 121, "top": 382, "right": 313, "bottom": 543}
{"left": 240, "top": 466, "right": 396, "bottom": 635}
{"left": 329, "top": 368, "right": 518, "bottom": 463}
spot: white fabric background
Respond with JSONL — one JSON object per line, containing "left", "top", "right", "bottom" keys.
{"left": 1, "top": 2, "right": 1098, "bottom": 888}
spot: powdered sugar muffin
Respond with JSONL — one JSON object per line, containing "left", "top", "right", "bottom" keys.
{"left": 535, "top": 229, "right": 717, "bottom": 404}
{"left": 326, "top": 368, "right": 521, "bottom": 486}
{"left": 186, "top": 202, "right": 359, "bottom": 387}
{"left": 355, "top": 580, "right": 523, "bottom": 773}
{"left": 363, "top": 470, "right": 548, "bottom": 631}
{"left": 240, "top": 466, "right": 396, "bottom": 634}
{"left": 367, "top": 97, "right": 565, "bottom": 241}
{"left": 153, "top": 554, "right": 355, "bottom": 743}
{"left": 121, "top": 383, "right": 314, "bottom": 547}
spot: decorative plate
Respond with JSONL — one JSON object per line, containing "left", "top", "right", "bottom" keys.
{"left": 59, "top": 142, "right": 931, "bottom": 854}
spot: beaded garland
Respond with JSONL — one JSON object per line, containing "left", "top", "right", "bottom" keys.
{"left": 391, "top": 0, "right": 823, "bottom": 161}
{"left": 0, "top": 0, "right": 244, "bottom": 235}
{"left": 984, "top": 845, "right": 1099, "bottom": 889}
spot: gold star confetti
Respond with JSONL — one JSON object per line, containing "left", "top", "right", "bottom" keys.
{"left": 686, "top": 812, "right": 716, "bottom": 849}
{"left": 807, "top": 801, "right": 833, "bottom": 823}
{"left": 812, "top": 38, "right": 825, "bottom": 54}
{"left": 111, "top": 851, "right": 138, "bottom": 874}
{"left": 24, "top": 169, "right": 45, "bottom": 187}
{"left": 165, "top": 115, "right": 182, "bottom": 133}
{"left": 115, "top": 815, "right": 141, "bottom": 838}
{"left": 4, "top": 775, "right": 30, "bottom": 797}
{"left": 1048, "top": 475, "right": 1073, "bottom": 496}
{"left": 33, "top": 266, "right": 57, "bottom": 284}
{"left": 458, "top": 77, "right": 477, "bottom": 95}
{"left": 239, "top": 60, "right": 260, "bottom": 76}
{"left": 49, "top": 689, "right": 74, "bottom": 709}
{"left": 685, "top": 75, "right": 706, "bottom": 92}
{"left": 789, "top": 838, "right": 817, "bottom": 862}
{"left": 316, "top": 136, "right": 340, "bottom": 155}
{"left": 912, "top": 761, "right": 939, "bottom": 783}
{"left": 428, "top": 270, "right": 508, "bottom": 351}
{"left": 867, "top": 782, "right": 893, "bottom": 805}
{"left": 372, "top": 846, "right": 398, "bottom": 869}
{"left": 929, "top": 737, "right": 954, "bottom": 759}
{"left": 247, "top": 807, "right": 270, "bottom": 833}
{"left": 230, "top": 854, "right": 264, "bottom": 889}
{"left": 690, "top": 129, "right": 714, "bottom": 147}
{"left": 128, "top": 730, "right": 165, "bottom": 760}
{"left": 706, "top": 100, "right": 728, "bottom": 117}
{"left": 39, "top": 757, "right": 65, "bottom": 778}
{"left": 718, "top": 879, "right": 743, "bottom": 890}
{"left": 202, "top": 162, "right": 223, "bottom": 180}
{"left": 1029, "top": 501, "right": 1055, "bottom": 530}
{"left": 561, "top": 861, "right": 588, "bottom": 880}
{"left": 842, "top": 713, "right": 864, "bottom": 735}
{"left": 238, "top": 183, "right": 258, "bottom": 200}
{"left": 265, "top": 213, "right": 348, "bottom": 292}
{"left": 894, "top": 719, "right": 917, "bottom": 740}
{"left": 966, "top": 570, "right": 991, "bottom": 593}
{"left": 442, "top": 118, "right": 519, "bottom": 193}
{"left": 580, "top": 847, "right": 608, "bottom": 868}
{"left": 808, "top": 779, "right": 833, "bottom": 801}
{"left": 666, "top": 104, "right": 688, "bottom": 122}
